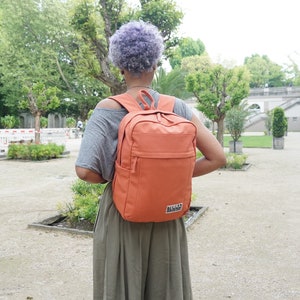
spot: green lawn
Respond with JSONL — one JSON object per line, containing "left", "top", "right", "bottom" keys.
{"left": 223, "top": 135, "right": 272, "bottom": 148}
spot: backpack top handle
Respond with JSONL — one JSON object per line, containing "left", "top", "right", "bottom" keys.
{"left": 109, "top": 89, "right": 175, "bottom": 112}
{"left": 138, "top": 89, "right": 155, "bottom": 110}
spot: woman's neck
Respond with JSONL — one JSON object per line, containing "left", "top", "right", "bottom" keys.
{"left": 126, "top": 85, "right": 151, "bottom": 91}
{"left": 124, "top": 69, "right": 155, "bottom": 92}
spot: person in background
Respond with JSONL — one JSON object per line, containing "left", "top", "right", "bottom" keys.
{"left": 76, "top": 120, "right": 83, "bottom": 131}
{"left": 75, "top": 20, "right": 226, "bottom": 300}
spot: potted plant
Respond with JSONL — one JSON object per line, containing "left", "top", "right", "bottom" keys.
{"left": 225, "top": 103, "right": 249, "bottom": 153}
{"left": 272, "top": 107, "right": 286, "bottom": 149}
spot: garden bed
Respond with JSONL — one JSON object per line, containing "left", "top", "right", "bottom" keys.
{"left": 28, "top": 206, "right": 208, "bottom": 236}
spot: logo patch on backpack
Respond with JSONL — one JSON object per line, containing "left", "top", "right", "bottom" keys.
{"left": 166, "top": 203, "right": 183, "bottom": 214}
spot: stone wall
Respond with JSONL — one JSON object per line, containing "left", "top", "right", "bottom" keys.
{"left": 18, "top": 113, "right": 66, "bottom": 128}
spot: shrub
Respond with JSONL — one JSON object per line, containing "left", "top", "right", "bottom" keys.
{"left": 0, "top": 115, "right": 19, "bottom": 129}
{"left": 225, "top": 153, "right": 248, "bottom": 169}
{"left": 272, "top": 107, "right": 286, "bottom": 138}
{"left": 71, "top": 179, "right": 106, "bottom": 197}
{"left": 7, "top": 143, "right": 65, "bottom": 160}
{"left": 87, "top": 109, "right": 94, "bottom": 120}
{"left": 197, "top": 151, "right": 248, "bottom": 169}
{"left": 265, "top": 111, "right": 273, "bottom": 135}
{"left": 58, "top": 179, "right": 106, "bottom": 224}
{"left": 40, "top": 116, "right": 48, "bottom": 128}
{"left": 66, "top": 117, "right": 76, "bottom": 128}
{"left": 59, "top": 180, "right": 199, "bottom": 226}
{"left": 65, "top": 194, "right": 99, "bottom": 224}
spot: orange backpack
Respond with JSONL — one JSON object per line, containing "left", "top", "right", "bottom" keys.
{"left": 110, "top": 90, "right": 197, "bottom": 222}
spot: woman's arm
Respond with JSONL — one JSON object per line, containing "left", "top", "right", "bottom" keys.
{"left": 75, "top": 166, "right": 107, "bottom": 184}
{"left": 191, "top": 113, "right": 226, "bottom": 177}
{"left": 75, "top": 100, "right": 120, "bottom": 185}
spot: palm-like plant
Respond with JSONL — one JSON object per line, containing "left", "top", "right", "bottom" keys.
{"left": 152, "top": 67, "right": 193, "bottom": 99}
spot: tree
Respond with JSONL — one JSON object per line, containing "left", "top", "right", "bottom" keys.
{"left": 181, "top": 54, "right": 212, "bottom": 74}
{"left": 0, "top": 0, "right": 62, "bottom": 105}
{"left": 0, "top": 0, "right": 184, "bottom": 122}
{"left": 186, "top": 64, "right": 250, "bottom": 146}
{"left": 169, "top": 37, "right": 206, "bottom": 69}
{"left": 0, "top": 0, "right": 110, "bottom": 123}
{"left": 20, "top": 83, "right": 60, "bottom": 143}
{"left": 70, "top": 0, "right": 184, "bottom": 94}
{"left": 225, "top": 102, "right": 249, "bottom": 153}
{"left": 283, "top": 55, "right": 300, "bottom": 86}
{"left": 0, "top": 0, "right": 66, "bottom": 139}
{"left": 244, "top": 54, "right": 285, "bottom": 88}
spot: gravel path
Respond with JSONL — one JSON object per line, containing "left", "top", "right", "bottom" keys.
{"left": 0, "top": 133, "right": 299, "bottom": 300}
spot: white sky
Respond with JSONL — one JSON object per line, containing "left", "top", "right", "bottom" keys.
{"left": 128, "top": 0, "right": 299, "bottom": 66}
{"left": 175, "top": 0, "right": 299, "bottom": 66}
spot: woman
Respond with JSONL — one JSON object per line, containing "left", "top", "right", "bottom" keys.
{"left": 75, "top": 20, "right": 226, "bottom": 300}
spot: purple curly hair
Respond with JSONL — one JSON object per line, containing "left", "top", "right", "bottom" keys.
{"left": 108, "top": 21, "right": 164, "bottom": 74}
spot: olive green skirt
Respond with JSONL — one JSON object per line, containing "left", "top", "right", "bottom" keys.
{"left": 93, "top": 183, "right": 193, "bottom": 300}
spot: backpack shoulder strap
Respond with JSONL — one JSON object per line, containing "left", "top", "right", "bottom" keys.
{"left": 109, "top": 93, "right": 141, "bottom": 112}
{"left": 157, "top": 94, "right": 175, "bottom": 112}
{"left": 109, "top": 90, "right": 175, "bottom": 112}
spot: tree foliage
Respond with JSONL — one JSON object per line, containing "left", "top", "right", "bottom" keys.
{"left": 181, "top": 54, "right": 212, "bottom": 74}
{"left": 0, "top": 0, "right": 65, "bottom": 135}
{"left": 20, "top": 82, "right": 60, "bottom": 143}
{"left": 0, "top": 0, "right": 183, "bottom": 124}
{"left": 1, "top": 0, "right": 299, "bottom": 133}
{"left": 283, "top": 55, "right": 300, "bottom": 86}
{"left": 186, "top": 64, "right": 250, "bottom": 146}
{"left": 70, "top": 0, "right": 184, "bottom": 94}
{"left": 0, "top": 0, "right": 110, "bottom": 123}
{"left": 244, "top": 54, "right": 285, "bottom": 88}
{"left": 225, "top": 102, "right": 249, "bottom": 142}
{"left": 139, "top": 0, "right": 183, "bottom": 43}
{"left": 169, "top": 38, "right": 206, "bottom": 69}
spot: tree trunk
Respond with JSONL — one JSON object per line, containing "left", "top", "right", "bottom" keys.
{"left": 34, "top": 112, "right": 41, "bottom": 144}
{"left": 216, "top": 118, "right": 225, "bottom": 147}
{"left": 229, "top": 140, "right": 243, "bottom": 154}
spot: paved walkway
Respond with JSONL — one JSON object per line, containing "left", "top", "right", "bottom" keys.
{"left": 0, "top": 133, "right": 299, "bottom": 299}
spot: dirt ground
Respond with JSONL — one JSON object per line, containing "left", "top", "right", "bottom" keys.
{"left": 0, "top": 133, "right": 299, "bottom": 300}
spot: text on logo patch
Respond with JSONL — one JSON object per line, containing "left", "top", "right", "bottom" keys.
{"left": 166, "top": 203, "right": 183, "bottom": 214}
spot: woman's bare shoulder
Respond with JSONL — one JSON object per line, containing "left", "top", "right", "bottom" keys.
{"left": 96, "top": 98, "right": 122, "bottom": 110}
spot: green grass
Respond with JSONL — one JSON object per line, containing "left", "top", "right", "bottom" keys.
{"left": 223, "top": 135, "right": 272, "bottom": 148}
